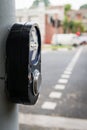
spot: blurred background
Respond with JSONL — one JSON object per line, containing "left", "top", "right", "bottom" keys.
{"left": 16, "top": 0, "right": 87, "bottom": 130}
{"left": 16, "top": 0, "right": 87, "bottom": 46}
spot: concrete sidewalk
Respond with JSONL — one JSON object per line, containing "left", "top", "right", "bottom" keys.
{"left": 42, "top": 44, "right": 51, "bottom": 51}
{"left": 42, "top": 44, "right": 73, "bottom": 52}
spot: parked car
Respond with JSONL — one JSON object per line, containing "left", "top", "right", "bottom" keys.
{"left": 72, "top": 35, "right": 81, "bottom": 46}
{"left": 72, "top": 34, "right": 87, "bottom": 46}
{"left": 51, "top": 33, "right": 87, "bottom": 46}
{"left": 51, "top": 34, "right": 76, "bottom": 46}
{"left": 78, "top": 34, "right": 87, "bottom": 45}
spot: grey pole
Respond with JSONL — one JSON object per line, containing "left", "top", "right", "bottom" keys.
{"left": 0, "top": 0, "right": 18, "bottom": 130}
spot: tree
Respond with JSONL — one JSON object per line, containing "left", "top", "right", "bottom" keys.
{"left": 32, "top": 0, "right": 50, "bottom": 8}
{"left": 63, "top": 18, "right": 84, "bottom": 33}
{"left": 63, "top": 18, "right": 74, "bottom": 33}
{"left": 73, "top": 21, "right": 84, "bottom": 33}
{"left": 44, "top": 0, "right": 50, "bottom": 7}
{"left": 80, "top": 4, "right": 87, "bottom": 9}
{"left": 63, "top": 4, "right": 84, "bottom": 33}
{"left": 32, "top": 0, "right": 39, "bottom": 8}
{"left": 64, "top": 4, "right": 71, "bottom": 15}
{"left": 63, "top": 4, "right": 72, "bottom": 33}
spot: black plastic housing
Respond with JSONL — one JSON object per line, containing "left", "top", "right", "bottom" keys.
{"left": 6, "top": 23, "right": 41, "bottom": 105}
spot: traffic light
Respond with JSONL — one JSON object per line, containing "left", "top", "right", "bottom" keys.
{"left": 5, "top": 23, "right": 42, "bottom": 105}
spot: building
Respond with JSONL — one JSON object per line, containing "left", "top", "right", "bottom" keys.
{"left": 16, "top": 5, "right": 64, "bottom": 44}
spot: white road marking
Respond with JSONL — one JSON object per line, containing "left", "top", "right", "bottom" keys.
{"left": 64, "top": 71, "right": 72, "bottom": 75}
{"left": 67, "top": 64, "right": 74, "bottom": 70}
{"left": 67, "top": 65, "right": 74, "bottom": 69}
{"left": 58, "top": 79, "right": 68, "bottom": 84}
{"left": 65, "top": 67, "right": 73, "bottom": 71}
{"left": 55, "top": 84, "right": 65, "bottom": 90}
{"left": 41, "top": 101, "right": 57, "bottom": 110}
{"left": 61, "top": 74, "right": 70, "bottom": 79}
{"left": 49, "top": 92, "right": 62, "bottom": 99}
{"left": 19, "top": 113, "right": 87, "bottom": 130}
{"left": 67, "top": 47, "right": 83, "bottom": 69}
{"left": 64, "top": 47, "right": 83, "bottom": 76}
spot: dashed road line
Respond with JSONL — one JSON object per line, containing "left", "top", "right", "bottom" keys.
{"left": 41, "top": 47, "right": 83, "bottom": 111}
{"left": 65, "top": 68, "right": 73, "bottom": 71}
{"left": 49, "top": 92, "right": 62, "bottom": 99}
{"left": 58, "top": 79, "right": 68, "bottom": 84}
{"left": 67, "top": 47, "right": 83, "bottom": 69}
{"left": 41, "top": 101, "right": 57, "bottom": 110}
{"left": 61, "top": 74, "right": 70, "bottom": 79}
{"left": 54, "top": 84, "right": 65, "bottom": 90}
{"left": 64, "top": 71, "right": 72, "bottom": 75}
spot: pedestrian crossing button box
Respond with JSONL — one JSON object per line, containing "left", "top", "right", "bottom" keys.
{"left": 6, "top": 23, "right": 42, "bottom": 105}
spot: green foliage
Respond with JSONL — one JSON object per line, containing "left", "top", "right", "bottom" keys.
{"left": 63, "top": 4, "right": 84, "bottom": 33}
{"left": 73, "top": 21, "right": 84, "bottom": 32}
{"left": 32, "top": 0, "right": 50, "bottom": 8}
{"left": 63, "top": 17, "right": 68, "bottom": 33}
{"left": 32, "top": 0, "right": 39, "bottom": 7}
{"left": 44, "top": 0, "right": 50, "bottom": 7}
{"left": 63, "top": 18, "right": 74, "bottom": 33}
{"left": 63, "top": 19, "right": 85, "bottom": 33}
{"left": 64, "top": 4, "right": 71, "bottom": 15}
{"left": 80, "top": 4, "right": 87, "bottom": 9}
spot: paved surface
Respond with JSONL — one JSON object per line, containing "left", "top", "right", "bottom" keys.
{"left": 19, "top": 45, "right": 87, "bottom": 130}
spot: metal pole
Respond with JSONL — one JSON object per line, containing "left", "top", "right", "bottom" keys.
{"left": 0, "top": 0, "right": 18, "bottom": 130}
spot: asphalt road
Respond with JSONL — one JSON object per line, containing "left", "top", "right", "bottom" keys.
{"left": 19, "top": 45, "right": 87, "bottom": 130}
